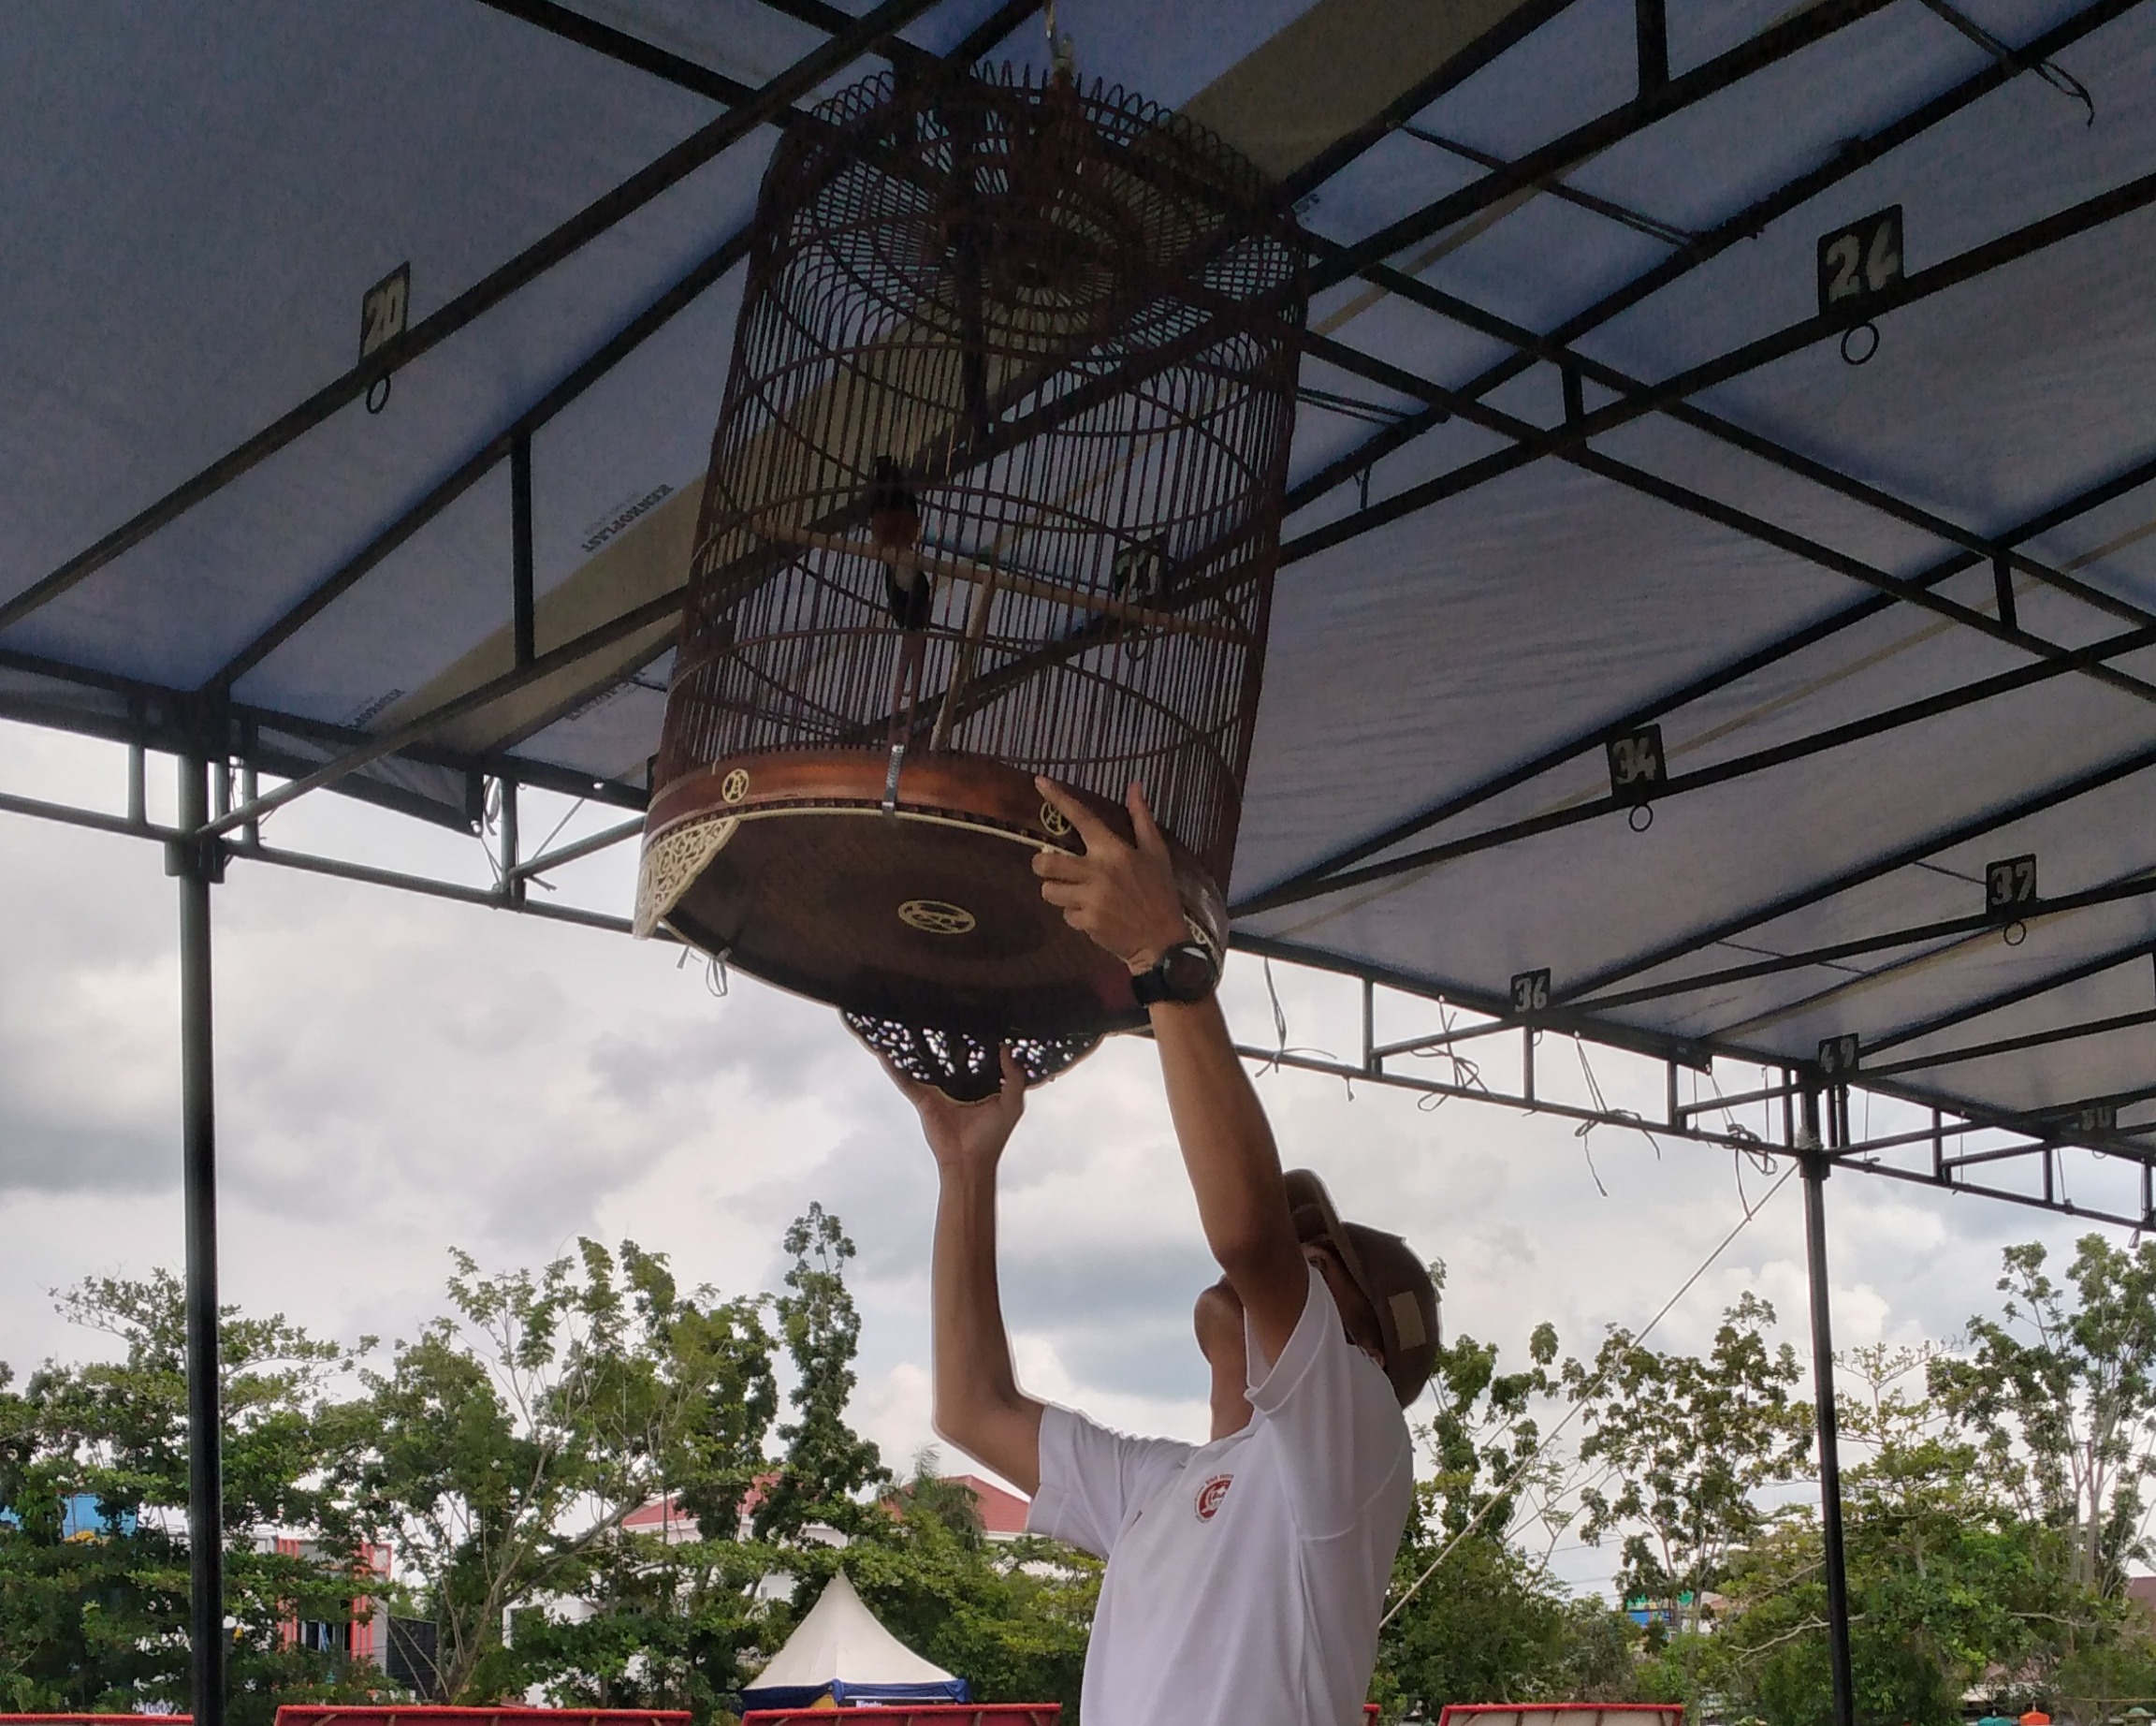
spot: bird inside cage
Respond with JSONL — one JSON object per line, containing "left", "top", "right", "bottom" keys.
{"left": 868, "top": 455, "right": 930, "bottom": 751}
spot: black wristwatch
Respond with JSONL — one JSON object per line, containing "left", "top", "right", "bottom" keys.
{"left": 1131, "top": 939, "right": 1219, "bottom": 1006}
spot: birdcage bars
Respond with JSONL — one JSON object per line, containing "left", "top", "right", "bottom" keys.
{"left": 638, "top": 63, "right": 1304, "bottom": 1092}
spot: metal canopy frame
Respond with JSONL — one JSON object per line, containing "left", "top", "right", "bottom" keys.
{"left": 8, "top": 5, "right": 2156, "bottom": 1725}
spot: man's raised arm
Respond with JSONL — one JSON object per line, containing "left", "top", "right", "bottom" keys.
{"left": 1034, "top": 779, "right": 1310, "bottom": 1367}
{"left": 891, "top": 1049, "right": 1044, "bottom": 1495}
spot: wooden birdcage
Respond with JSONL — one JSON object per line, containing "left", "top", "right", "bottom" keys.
{"left": 636, "top": 65, "right": 1304, "bottom": 1097}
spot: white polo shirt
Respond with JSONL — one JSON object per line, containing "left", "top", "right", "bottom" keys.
{"left": 1027, "top": 1265, "right": 1413, "bottom": 1726}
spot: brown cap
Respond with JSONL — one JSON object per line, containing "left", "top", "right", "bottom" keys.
{"left": 1284, "top": 1168, "right": 1440, "bottom": 1407}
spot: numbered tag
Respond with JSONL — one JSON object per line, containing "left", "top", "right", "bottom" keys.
{"left": 1818, "top": 1033, "right": 1859, "bottom": 1078}
{"left": 1510, "top": 968, "right": 1551, "bottom": 1017}
{"left": 1816, "top": 206, "right": 1902, "bottom": 316}
{"left": 1605, "top": 724, "right": 1666, "bottom": 804}
{"left": 1112, "top": 536, "right": 1172, "bottom": 604}
{"left": 2075, "top": 1104, "right": 2118, "bottom": 1134}
{"left": 1985, "top": 854, "right": 2038, "bottom": 918}
{"left": 360, "top": 262, "right": 411, "bottom": 361}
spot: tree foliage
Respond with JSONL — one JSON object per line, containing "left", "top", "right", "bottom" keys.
{"left": 1566, "top": 1293, "right": 1812, "bottom": 1640}
{"left": 1930, "top": 1235, "right": 2156, "bottom": 1594}
{"left": 0, "top": 1272, "right": 380, "bottom": 1721}
{"left": 14, "top": 1226, "right": 2156, "bottom": 1726}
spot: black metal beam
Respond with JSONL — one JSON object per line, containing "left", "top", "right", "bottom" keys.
{"left": 200, "top": 575, "right": 692, "bottom": 840}
{"left": 1861, "top": 1003, "right": 2156, "bottom": 1081}
{"left": 175, "top": 758, "right": 226, "bottom": 1726}
{"left": 204, "top": 224, "right": 752, "bottom": 692}
{"left": 18, "top": 768, "right": 2156, "bottom": 1227}
{"left": 1823, "top": 1150, "right": 2151, "bottom": 1228}
{"left": 1305, "top": 0, "right": 1898, "bottom": 295}
{"left": 1323, "top": 247, "right": 2156, "bottom": 641}
{"left": 511, "top": 433, "right": 536, "bottom": 670}
{"left": 1636, "top": 0, "right": 1668, "bottom": 95}
{"left": 0, "top": 0, "right": 942, "bottom": 638}
{"left": 1292, "top": 329, "right": 2156, "bottom": 711}
{"left": 747, "top": 0, "right": 942, "bottom": 74}
{"left": 1274, "top": 0, "right": 1591, "bottom": 204}
{"left": 1399, "top": 127, "right": 1693, "bottom": 246}
{"left": 1286, "top": 164, "right": 2156, "bottom": 567}
{"left": 1374, "top": 0, "right": 2150, "bottom": 454}
{"left": 1231, "top": 929, "right": 1715, "bottom": 1071}
{"left": 1244, "top": 440, "right": 2156, "bottom": 916}
{"left": 1801, "top": 1088, "right": 1857, "bottom": 1726}
{"left": 1235, "top": 621, "right": 2156, "bottom": 915}
{"left": 201, "top": 0, "right": 1046, "bottom": 696}
{"left": 1560, "top": 730, "right": 2156, "bottom": 1007}
{"left": 1862, "top": 932, "right": 2156, "bottom": 1057}
{"left": 476, "top": 0, "right": 763, "bottom": 103}
{"left": 945, "top": 0, "right": 1052, "bottom": 66}
{"left": 1580, "top": 870, "right": 2156, "bottom": 1016}
{"left": 0, "top": 641, "right": 649, "bottom": 825}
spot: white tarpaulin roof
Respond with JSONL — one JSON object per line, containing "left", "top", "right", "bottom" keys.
{"left": 741, "top": 1569, "right": 965, "bottom": 1705}
{"left": 8, "top": 0, "right": 2156, "bottom": 1153}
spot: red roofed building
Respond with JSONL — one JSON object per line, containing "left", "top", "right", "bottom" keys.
{"left": 944, "top": 1474, "right": 1030, "bottom": 1541}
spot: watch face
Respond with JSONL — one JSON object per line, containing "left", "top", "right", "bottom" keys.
{"left": 1160, "top": 943, "right": 1216, "bottom": 1001}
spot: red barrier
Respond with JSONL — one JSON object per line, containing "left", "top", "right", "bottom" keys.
{"left": 743, "top": 1708, "right": 1058, "bottom": 1726}
{"left": 1437, "top": 1708, "right": 1683, "bottom": 1726}
{"left": 275, "top": 1712, "right": 689, "bottom": 1726}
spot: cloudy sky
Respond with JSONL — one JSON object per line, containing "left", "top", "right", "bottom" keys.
{"left": 0, "top": 715, "right": 2122, "bottom": 1597}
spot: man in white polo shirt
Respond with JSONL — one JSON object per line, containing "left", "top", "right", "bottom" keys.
{"left": 882, "top": 777, "right": 1440, "bottom": 1726}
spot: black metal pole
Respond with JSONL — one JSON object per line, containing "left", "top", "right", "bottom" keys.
{"left": 175, "top": 756, "right": 226, "bottom": 1726}
{"left": 511, "top": 432, "right": 536, "bottom": 671}
{"left": 1801, "top": 1082, "right": 1856, "bottom": 1726}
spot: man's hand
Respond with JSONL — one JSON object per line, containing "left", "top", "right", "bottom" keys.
{"left": 1032, "top": 776, "right": 1187, "bottom": 974}
{"left": 886, "top": 1046, "right": 1027, "bottom": 1173}
{"left": 886, "top": 1044, "right": 1045, "bottom": 1496}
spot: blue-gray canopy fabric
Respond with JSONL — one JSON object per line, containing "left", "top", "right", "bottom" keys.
{"left": 7, "top": 0, "right": 2156, "bottom": 1146}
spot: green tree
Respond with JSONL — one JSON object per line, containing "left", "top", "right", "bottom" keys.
{"left": 354, "top": 1238, "right": 778, "bottom": 1702}
{"left": 502, "top": 1241, "right": 783, "bottom": 1713}
{"left": 1702, "top": 1344, "right": 2125, "bottom": 1726}
{"left": 0, "top": 1273, "right": 377, "bottom": 1723}
{"left": 1931, "top": 1235, "right": 2156, "bottom": 1595}
{"left": 1378, "top": 1315, "right": 1642, "bottom": 1716}
{"left": 1566, "top": 1293, "right": 1810, "bottom": 1640}
{"left": 754, "top": 1204, "right": 890, "bottom": 1542}
{"left": 840, "top": 1455, "right": 1097, "bottom": 1711}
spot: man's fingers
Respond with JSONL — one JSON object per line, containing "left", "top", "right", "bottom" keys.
{"left": 997, "top": 1044, "right": 1028, "bottom": 1104}
{"left": 1037, "top": 878, "right": 1087, "bottom": 910}
{"left": 1031, "top": 847, "right": 1087, "bottom": 883}
{"left": 875, "top": 1051, "right": 938, "bottom": 1110}
{"left": 1127, "top": 781, "right": 1168, "bottom": 857}
{"left": 1035, "top": 775, "right": 1116, "bottom": 852}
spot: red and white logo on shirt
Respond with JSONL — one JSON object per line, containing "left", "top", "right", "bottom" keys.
{"left": 1194, "top": 1473, "right": 1233, "bottom": 1521}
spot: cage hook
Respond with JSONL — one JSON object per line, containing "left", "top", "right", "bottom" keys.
{"left": 1840, "top": 322, "right": 1880, "bottom": 367}
{"left": 365, "top": 374, "right": 393, "bottom": 414}
{"left": 1628, "top": 803, "right": 1654, "bottom": 833}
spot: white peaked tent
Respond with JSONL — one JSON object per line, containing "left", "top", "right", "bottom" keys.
{"left": 740, "top": 1570, "right": 969, "bottom": 1710}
